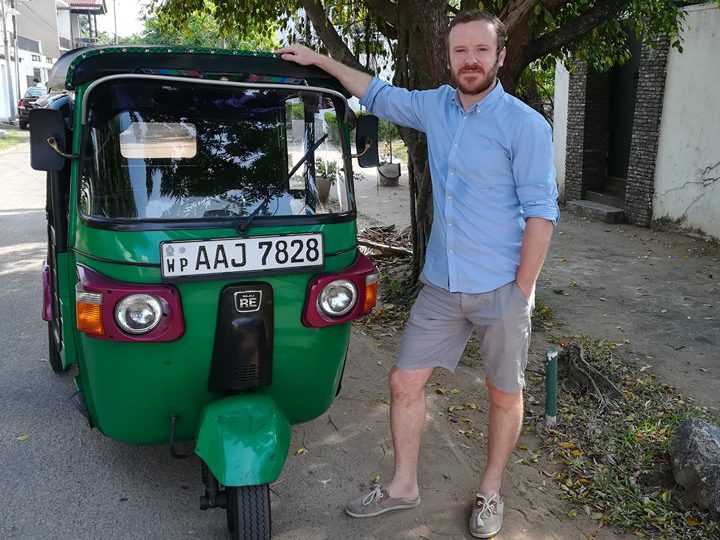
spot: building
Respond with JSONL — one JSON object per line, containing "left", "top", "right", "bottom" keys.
{"left": 0, "top": 0, "right": 106, "bottom": 121}
{"left": 553, "top": 3, "right": 720, "bottom": 240}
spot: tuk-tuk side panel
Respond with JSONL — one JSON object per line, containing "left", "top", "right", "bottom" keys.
{"left": 73, "top": 247, "right": 357, "bottom": 445}
{"left": 55, "top": 251, "right": 79, "bottom": 368}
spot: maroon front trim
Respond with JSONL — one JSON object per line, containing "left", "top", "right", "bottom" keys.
{"left": 42, "top": 262, "right": 52, "bottom": 322}
{"left": 76, "top": 265, "right": 185, "bottom": 342}
{"left": 302, "top": 253, "right": 377, "bottom": 328}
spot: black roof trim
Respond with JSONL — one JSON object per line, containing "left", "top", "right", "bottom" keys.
{"left": 48, "top": 45, "right": 349, "bottom": 96}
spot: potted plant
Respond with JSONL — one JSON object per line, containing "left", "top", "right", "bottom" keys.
{"left": 314, "top": 158, "right": 337, "bottom": 203}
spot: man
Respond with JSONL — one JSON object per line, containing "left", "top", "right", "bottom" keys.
{"left": 278, "top": 9, "right": 558, "bottom": 538}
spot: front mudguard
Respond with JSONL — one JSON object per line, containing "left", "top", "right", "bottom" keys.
{"left": 195, "top": 395, "right": 291, "bottom": 487}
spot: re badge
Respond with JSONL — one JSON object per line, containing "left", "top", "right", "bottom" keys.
{"left": 234, "top": 290, "right": 262, "bottom": 313}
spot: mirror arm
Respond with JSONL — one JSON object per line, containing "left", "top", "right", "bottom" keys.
{"left": 349, "top": 138, "right": 373, "bottom": 159}
{"left": 47, "top": 137, "right": 79, "bottom": 159}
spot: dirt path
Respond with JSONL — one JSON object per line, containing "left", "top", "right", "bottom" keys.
{"left": 353, "top": 172, "right": 720, "bottom": 411}
{"left": 274, "top": 328, "right": 630, "bottom": 540}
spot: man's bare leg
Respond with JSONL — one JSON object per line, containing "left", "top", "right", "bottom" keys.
{"left": 385, "top": 366, "right": 434, "bottom": 500}
{"left": 479, "top": 380, "right": 524, "bottom": 496}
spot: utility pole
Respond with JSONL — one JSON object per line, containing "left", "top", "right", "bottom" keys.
{"left": 1, "top": 0, "right": 16, "bottom": 121}
{"left": 113, "top": 0, "right": 118, "bottom": 44}
{"left": 11, "top": 0, "right": 20, "bottom": 99}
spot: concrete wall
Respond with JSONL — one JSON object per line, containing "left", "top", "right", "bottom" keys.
{"left": 553, "top": 62, "right": 569, "bottom": 200}
{"left": 17, "top": 0, "right": 61, "bottom": 58}
{"left": 653, "top": 4, "right": 720, "bottom": 239}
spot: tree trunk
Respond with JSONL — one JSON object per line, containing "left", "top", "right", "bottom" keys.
{"left": 393, "top": 0, "right": 448, "bottom": 284}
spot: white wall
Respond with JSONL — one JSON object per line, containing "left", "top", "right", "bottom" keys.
{"left": 552, "top": 62, "right": 569, "bottom": 199}
{"left": 653, "top": 4, "right": 720, "bottom": 239}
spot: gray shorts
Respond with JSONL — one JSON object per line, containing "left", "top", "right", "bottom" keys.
{"left": 396, "top": 280, "right": 534, "bottom": 393}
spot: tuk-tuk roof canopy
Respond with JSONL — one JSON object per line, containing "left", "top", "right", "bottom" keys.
{"left": 48, "top": 45, "right": 349, "bottom": 96}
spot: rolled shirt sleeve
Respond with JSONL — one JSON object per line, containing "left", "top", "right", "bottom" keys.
{"left": 511, "top": 113, "right": 560, "bottom": 225}
{"left": 359, "top": 77, "right": 428, "bottom": 133}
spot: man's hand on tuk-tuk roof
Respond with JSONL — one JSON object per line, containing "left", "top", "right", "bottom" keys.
{"left": 276, "top": 44, "right": 372, "bottom": 99}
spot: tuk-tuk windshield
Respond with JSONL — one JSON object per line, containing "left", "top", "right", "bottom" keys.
{"left": 80, "top": 79, "right": 353, "bottom": 222}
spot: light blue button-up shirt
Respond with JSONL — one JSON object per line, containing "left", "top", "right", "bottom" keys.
{"left": 359, "top": 77, "right": 559, "bottom": 294}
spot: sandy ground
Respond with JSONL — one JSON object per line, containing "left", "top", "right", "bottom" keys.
{"left": 352, "top": 169, "right": 719, "bottom": 412}
{"left": 306, "top": 167, "right": 720, "bottom": 539}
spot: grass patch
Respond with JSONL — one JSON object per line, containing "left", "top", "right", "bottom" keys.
{"left": 527, "top": 335, "right": 719, "bottom": 538}
{"left": 0, "top": 131, "right": 28, "bottom": 151}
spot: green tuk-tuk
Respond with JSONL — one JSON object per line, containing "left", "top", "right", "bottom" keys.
{"left": 31, "top": 45, "right": 380, "bottom": 539}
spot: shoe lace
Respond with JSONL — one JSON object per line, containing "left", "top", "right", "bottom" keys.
{"left": 474, "top": 494, "right": 498, "bottom": 527}
{"left": 362, "top": 483, "right": 384, "bottom": 506}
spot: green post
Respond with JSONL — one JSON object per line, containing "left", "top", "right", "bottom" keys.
{"left": 545, "top": 347, "right": 558, "bottom": 428}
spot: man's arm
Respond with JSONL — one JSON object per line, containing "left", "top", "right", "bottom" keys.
{"left": 516, "top": 218, "right": 554, "bottom": 298}
{"left": 276, "top": 44, "right": 372, "bottom": 98}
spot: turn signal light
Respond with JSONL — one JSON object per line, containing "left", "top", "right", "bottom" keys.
{"left": 363, "top": 273, "right": 378, "bottom": 314}
{"left": 76, "top": 292, "right": 104, "bottom": 336}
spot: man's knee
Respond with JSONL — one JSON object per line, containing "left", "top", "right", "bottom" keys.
{"left": 486, "top": 379, "right": 523, "bottom": 410}
{"left": 389, "top": 367, "right": 431, "bottom": 403}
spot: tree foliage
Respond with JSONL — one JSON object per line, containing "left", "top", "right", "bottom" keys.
{"left": 121, "top": 2, "right": 277, "bottom": 49}
{"left": 150, "top": 0, "right": 690, "bottom": 283}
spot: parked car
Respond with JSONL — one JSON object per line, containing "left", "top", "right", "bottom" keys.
{"left": 18, "top": 86, "right": 48, "bottom": 129}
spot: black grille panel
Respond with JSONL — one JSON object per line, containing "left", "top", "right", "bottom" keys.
{"left": 208, "top": 283, "right": 273, "bottom": 392}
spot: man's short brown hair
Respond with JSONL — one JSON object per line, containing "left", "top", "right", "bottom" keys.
{"left": 447, "top": 9, "right": 507, "bottom": 52}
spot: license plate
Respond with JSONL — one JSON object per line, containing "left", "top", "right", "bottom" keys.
{"left": 160, "top": 233, "right": 323, "bottom": 279}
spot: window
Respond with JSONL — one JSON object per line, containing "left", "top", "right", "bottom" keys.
{"left": 80, "top": 80, "right": 351, "bottom": 222}
{"left": 31, "top": 54, "right": 40, "bottom": 62}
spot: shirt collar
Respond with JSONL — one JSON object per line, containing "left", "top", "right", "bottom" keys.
{"left": 450, "top": 79, "right": 505, "bottom": 113}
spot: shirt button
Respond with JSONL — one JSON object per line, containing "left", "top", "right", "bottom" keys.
{"left": 448, "top": 221, "right": 453, "bottom": 227}
{"left": 449, "top": 171, "right": 454, "bottom": 176}
{"left": 453, "top": 143, "right": 458, "bottom": 147}
{"left": 463, "top": 116, "right": 467, "bottom": 120}
{"left": 447, "top": 194, "right": 453, "bottom": 199}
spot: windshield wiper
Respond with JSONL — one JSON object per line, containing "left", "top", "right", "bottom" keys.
{"left": 236, "top": 193, "right": 273, "bottom": 235}
{"left": 286, "top": 134, "right": 329, "bottom": 180}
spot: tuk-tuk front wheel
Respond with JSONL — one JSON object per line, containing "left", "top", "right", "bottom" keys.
{"left": 226, "top": 484, "right": 270, "bottom": 540}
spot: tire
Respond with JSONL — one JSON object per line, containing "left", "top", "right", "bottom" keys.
{"left": 48, "top": 321, "right": 65, "bottom": 373}
{"left": 19, "top": 120, "right": 28, "bottom": 130}
{"left": 226, "top": 484, "right": 271, "bottom": 540}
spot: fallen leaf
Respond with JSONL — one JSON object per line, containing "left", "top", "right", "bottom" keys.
{"left": 295, "top": 447, "right": 307, "bottom": 455}
{"left": 590, "top": 512, "right": 604, "bottom": 520}
{"left": 567, "top": 509, "right": 577, "bottom": 519}
{"left": 518, "top": 443, "right": 528, "bottom": 450}
{"left": 449, "top": 389, "right": 460, "bottom": 395}
{"left": 373, "top": 474, "right": 382, "bottom": 484}
{"left": 15, "top": 435, "right": 29, "bottom": 442}
{"left": 558, "top": 441, "right": 577, "bottom": 450}
{"left": 685, "top": 516, "right": 701, "bottom": 526}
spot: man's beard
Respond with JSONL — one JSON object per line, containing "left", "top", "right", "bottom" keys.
{"left": 451, "top": 59, "right": 500, "bottom": 95}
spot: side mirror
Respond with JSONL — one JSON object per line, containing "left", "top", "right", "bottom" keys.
{"left": 29, "top": 109, "right": 68, "bottom": 171}
{"left": 354, "top": 115, "right": 379, "bottom": 168}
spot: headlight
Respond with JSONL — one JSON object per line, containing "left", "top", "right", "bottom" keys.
{"left": 115, "top": 294, "right": 163, "bottom": 334}
{"left": 318, "top": 279, "right": 357, "bottom": 317}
